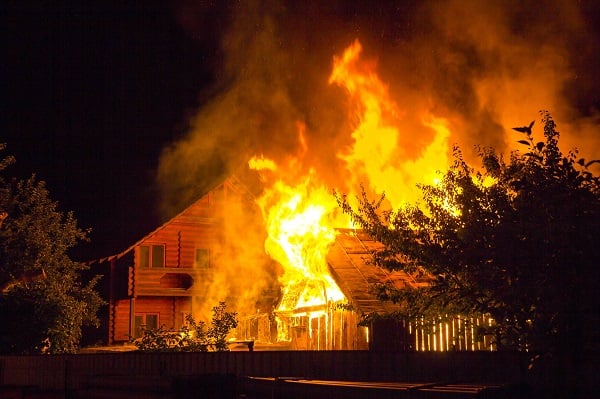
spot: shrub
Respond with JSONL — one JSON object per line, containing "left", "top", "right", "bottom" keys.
{"left": 135, "top": 302, "right": 238, "bottom": 352}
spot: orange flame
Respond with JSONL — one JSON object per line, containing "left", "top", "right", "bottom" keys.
{"left": 248, "top": 39, "right": 456, "bottom": 343}
{"left": 251, "top": 164, "right": 346, "bottom": 310}
{"left": 330, "top": 39, "right": 452, "bottom": 209}
{"left": 251, "top": 158, "right": 346, "bottom": 341}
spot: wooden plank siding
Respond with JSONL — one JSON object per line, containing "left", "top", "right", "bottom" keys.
{"left": 97, "top": 179, "right": 255, "bottom": 344}
{"left": 133, "top": 297, "right": 190, "bottom": 330}
{"left": 112, "top": 299, "right": 132, "bottom": 342}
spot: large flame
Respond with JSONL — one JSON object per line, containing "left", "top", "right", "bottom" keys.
{"left": 331, "top": 40, "right": 452, "bottom": 209}
{"left": 252, "top": 165, "right": 346, "bottom": 312}
{"left": 246, "top": 40, "right": 456, "bottom": 342}
{"left": 157, "top": 1, "right": 600, "bottom": 347}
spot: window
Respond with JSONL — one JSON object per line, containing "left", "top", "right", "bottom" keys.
{"left": 195, "top": 248, "right": 210, "bottom": 268}
{"left": 139, "top": 244, "right": 165, "bottom": 268}
{"left": 134, "top": 313, "right": 158, "bottom": 338}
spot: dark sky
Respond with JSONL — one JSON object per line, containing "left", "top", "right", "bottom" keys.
{"left": 2, "top": 1, "right": 221, "bottom": 259}
{"left": 3, "top": 0, "right": 600, "bottom": 261}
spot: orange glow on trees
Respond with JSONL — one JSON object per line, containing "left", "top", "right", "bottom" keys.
{"left": 339, "top": 112, "right": 600, "bottom": 357}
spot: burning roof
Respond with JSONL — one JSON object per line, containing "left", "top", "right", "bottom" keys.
{"left": 327, "top": 229, "right": 428, "bottom": 315}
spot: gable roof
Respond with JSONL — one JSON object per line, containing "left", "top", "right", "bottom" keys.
{"left": 90, "top": 175, "right": 254, "bottom": 264}
{"left": 327, "top": 229, "right": 426, "bottom": 315}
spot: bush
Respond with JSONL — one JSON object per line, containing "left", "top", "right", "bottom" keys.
{"left": 135, "top": 302, "right": 238, "bottom": 352}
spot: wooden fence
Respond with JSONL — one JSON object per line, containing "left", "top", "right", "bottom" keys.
{"left": 410, "top": 315, "right": 495, "bottom": 352}
{"left": 0, "top": 351, "right": 530, "bottom": 392}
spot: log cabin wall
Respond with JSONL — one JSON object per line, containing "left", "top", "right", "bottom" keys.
{"left": 111, "top": 299, "right": 131, "bottom": 343}
{"left": 102, "top": 181, "right": 254, "bottom": 345}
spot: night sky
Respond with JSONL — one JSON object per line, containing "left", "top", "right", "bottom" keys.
{"left": 3, "top": 1, "right": 600, "bottom": 261}
{"left": 3, "top": 1, "right": 221, "bottom": 259}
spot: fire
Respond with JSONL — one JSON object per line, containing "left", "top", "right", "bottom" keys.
{"left": 247, "top": 39, "right": 455, "bottom": 344}
{"left": 248, "top": 155, "right": 277, "bottom": 172}
{"left": 252, "top": 166, "right": 346, "bottom": 308}
{"left": 330, "top": 39, "right": 451, "bottom": 209}
{"left": 251, "top": 161, "right": 346, "bottom": 341}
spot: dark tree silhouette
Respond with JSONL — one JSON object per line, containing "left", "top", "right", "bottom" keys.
{"left": 338, "top": 112, "right": 599, "bottom": 362}
{"left": 0, "top": 144, "right": 104, "bottom": 354}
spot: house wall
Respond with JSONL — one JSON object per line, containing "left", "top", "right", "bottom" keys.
{"left": 105, "top": 183, "right": 256, "bottom": 344}
{"left": 112, "top": 299, "right": 131, "bottom": 343}
{"left": 110, "top": 297, "right": 195, "bottom": 343}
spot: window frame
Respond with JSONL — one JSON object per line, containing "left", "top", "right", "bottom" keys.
{"left": 194, "top": 248, "right": 210, "bottom": 269}
{"left": 134, "top": 312, "right": 159, "bottom": 338}
{"left": 138, "top": 244, "right": 166, "bottom": 268}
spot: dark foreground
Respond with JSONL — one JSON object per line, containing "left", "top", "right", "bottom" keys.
{"left": 0, "top": 374, "right": 593, "bottom": 399}
{"left": 1, "top": 351, "right": 596, "bottom": 398}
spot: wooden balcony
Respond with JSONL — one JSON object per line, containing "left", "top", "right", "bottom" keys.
{"left": 131, "top": 268, "right": 213, "bottom": 297}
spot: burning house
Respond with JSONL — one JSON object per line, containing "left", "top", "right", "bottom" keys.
{"left": 91, "top": 175, "right": 432, "bottom": 351}
{"left": 91, "top": 176, "right": 274, "bottom": 345}
{"left": 91, "top": 170, "right": 493, "bottom": 352}
{"left": 80, "top": 0, "right": 600, "bottom": 354}
{"left": 88, "top": 39, "right": 502, "bottom": 352}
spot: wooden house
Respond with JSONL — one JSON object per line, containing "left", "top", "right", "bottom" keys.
{"left": 89, "top": 177, "right": 490, "bottom": 351}
{"left": 90, "top": 176, "right": 280, "bottom": 345}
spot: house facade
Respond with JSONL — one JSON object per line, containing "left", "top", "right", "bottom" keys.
{"left": 91, "top": 177, "right": 276, "bottom": 344}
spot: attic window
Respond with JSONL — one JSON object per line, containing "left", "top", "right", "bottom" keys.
{"left": 139, "top": 244, "right": 165, "bottom": 268}
{"left": 195, "top": 248, "right": 210, "bottom": 268}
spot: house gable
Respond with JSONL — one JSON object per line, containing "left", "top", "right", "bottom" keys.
{"left": 91, "top": 177, "right": 262, "bottom": 343}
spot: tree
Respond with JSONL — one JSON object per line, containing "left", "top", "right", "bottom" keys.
{"left": 337, "top": 112, "right": 599, "bottom": 359}
{"left": 0, "top": 144, "right": 104, "bottom": 354}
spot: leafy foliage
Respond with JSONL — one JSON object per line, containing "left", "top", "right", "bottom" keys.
{"left": 135, "top": 302, "right": 238, "bottom": 352}
{"left": 337, "top": 112, "right": 599, "bottom": 357}
{"left": 0, "top": 145, "right": 104, "bottom": 354}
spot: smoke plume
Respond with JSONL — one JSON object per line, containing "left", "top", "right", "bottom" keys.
{"left": 157, "top": 0, "right": 600, "bottom": 323}
{"left": 159, "top": 0, "right": 599, "bottom": 214}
